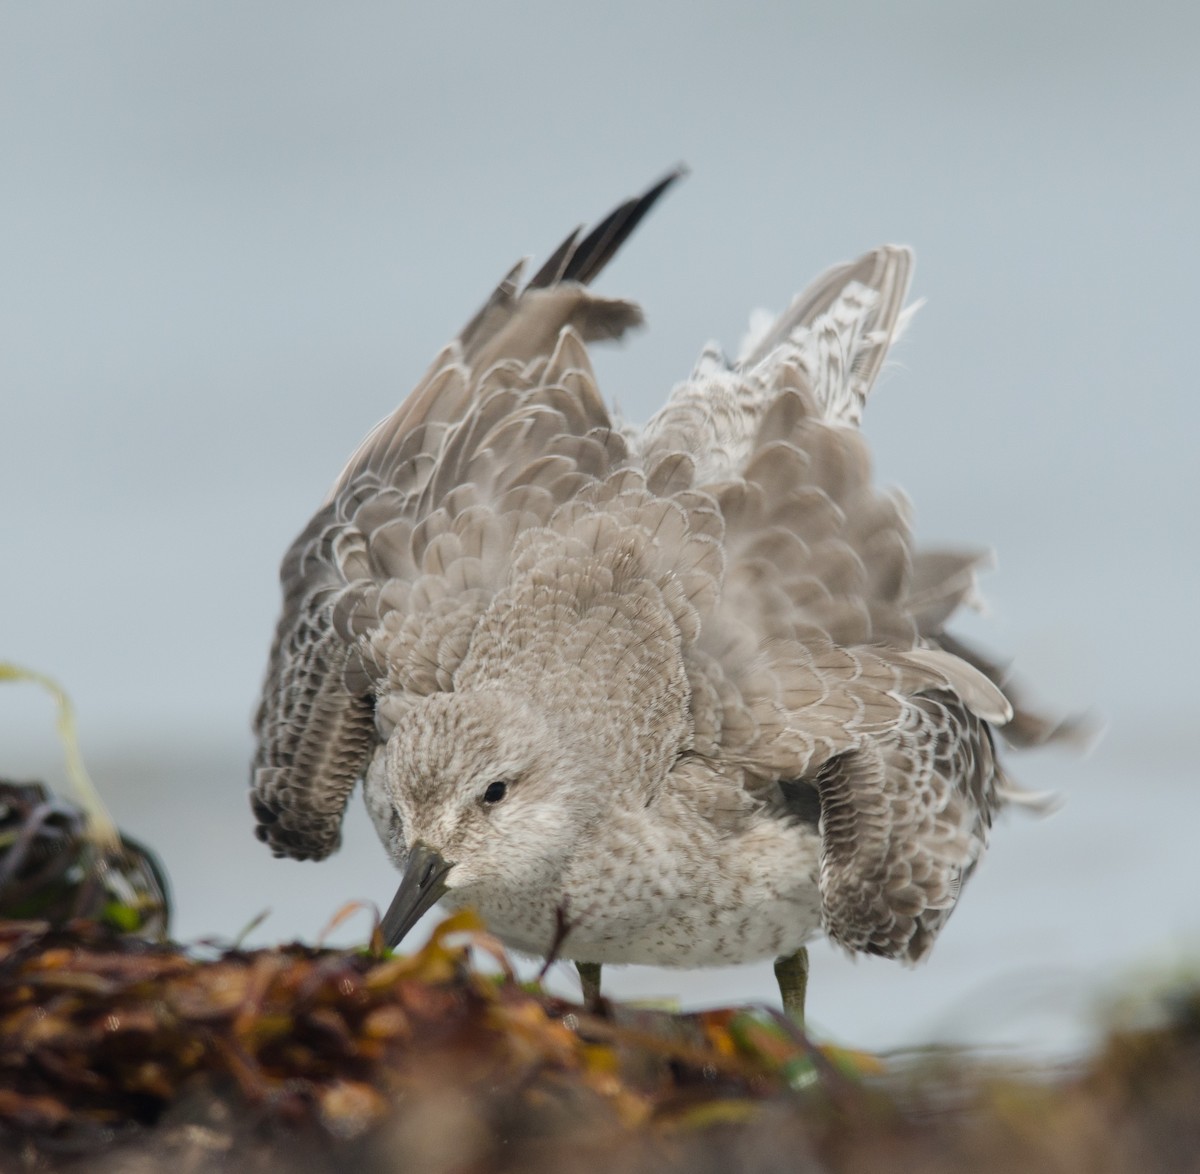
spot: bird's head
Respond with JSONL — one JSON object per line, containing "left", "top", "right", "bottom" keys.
{"left": 368, "top": 688, "right": 601, "bottom": 948}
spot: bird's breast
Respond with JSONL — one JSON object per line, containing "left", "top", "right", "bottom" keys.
{"left": 441, "top": 802, "right": 825, "bottom": 967}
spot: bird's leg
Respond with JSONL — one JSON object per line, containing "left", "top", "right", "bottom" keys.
{"left": 576, "top": 961, "right": 603, "bottom": 1006}
{"left": 774, "top": 947, "right": 809, "bottom": 1026}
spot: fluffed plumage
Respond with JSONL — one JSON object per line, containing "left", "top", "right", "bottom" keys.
{"left": 251, "top": 171, "right": 1068, "bottom": 973}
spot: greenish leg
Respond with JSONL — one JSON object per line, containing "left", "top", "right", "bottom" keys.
{"left": 576, "top": 961, "right": 603, "bottom": 1006}
{"left": 774, "top": 947, "right": 809, "bottom": 1025}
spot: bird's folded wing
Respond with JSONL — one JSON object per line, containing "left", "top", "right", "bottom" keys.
{"left": 814, "top": 692, "right": 1000, "bottom": 961}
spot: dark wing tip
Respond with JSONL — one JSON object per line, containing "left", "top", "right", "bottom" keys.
{"left": 528, "top": 166, "right": 687, "bottom": 291}
{"left": 250, "top": 783, "right": 340, "bottom": 861}
{"left": 526, "top": 226, "right": 584, "bottom": 290}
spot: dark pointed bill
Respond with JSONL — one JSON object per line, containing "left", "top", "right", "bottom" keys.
{"left": 380, "top": 842, "right": 454, "bottom": 949}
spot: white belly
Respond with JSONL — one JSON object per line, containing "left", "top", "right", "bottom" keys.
{"left": 443, "top": 807, "right": 825, "bottom": 967}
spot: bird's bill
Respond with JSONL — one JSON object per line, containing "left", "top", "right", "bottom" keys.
{"left": 380, "top": 842, "right": 454, "bottom": 949}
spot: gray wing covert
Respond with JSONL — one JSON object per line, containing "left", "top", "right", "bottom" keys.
{"left": 250, "top": 172, "right": 684, "bottom": 860}
{"left": 647, "top": 247, "right": 1027, "bottom": 961}
{"left": 663, "top": 246, "right": 1009, "bottom": 770}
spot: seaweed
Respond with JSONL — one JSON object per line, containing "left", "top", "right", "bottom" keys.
{"left": 0, "top": 664, "right": 169, "bottom": 937}
{"left": 2, "top": 668, "right": 1197, "bottom": 1172}
{"left": 0, "top": 912, "right": 1196, "bottom": 1172}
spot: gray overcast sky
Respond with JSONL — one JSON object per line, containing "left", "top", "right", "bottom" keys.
{"left": 2, "top": 2, "right": 1197, "bottom": 1052}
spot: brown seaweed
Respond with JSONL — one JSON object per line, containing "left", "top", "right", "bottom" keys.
{"left": 0, "top": 911, "right": 1196, "bottom": 1173}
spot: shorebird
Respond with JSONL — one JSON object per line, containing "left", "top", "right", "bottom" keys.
{"left": 250, "top": 171, "right": 1066, "bottom": 1020}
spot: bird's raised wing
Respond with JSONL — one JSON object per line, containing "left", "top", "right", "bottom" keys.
{"left": 251, "top": 171, "right": 684, "bottom": 860}
{"left": 640, "top": 247, "right": 1044, "bottom": 961}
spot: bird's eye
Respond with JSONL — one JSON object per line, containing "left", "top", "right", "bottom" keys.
{"left": 481, "top": 780, "right": 509, "bottom": 805}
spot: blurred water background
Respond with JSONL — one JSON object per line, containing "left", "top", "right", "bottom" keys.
{"left": 3, "top": 2, "right": 1197, "bottom": 1058}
